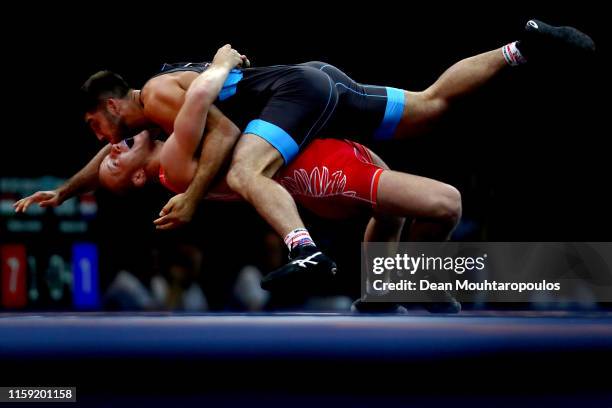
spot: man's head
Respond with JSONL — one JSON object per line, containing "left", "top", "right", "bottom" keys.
{"left": 99, "top": 130, "right": 155, "bottom": 193}
{"left": 81, "top": 71, "right": 132, "bottom": 143}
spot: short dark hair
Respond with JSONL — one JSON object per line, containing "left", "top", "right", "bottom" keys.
{"left": 80, "top": 71, "right": 130, "bottom": 114}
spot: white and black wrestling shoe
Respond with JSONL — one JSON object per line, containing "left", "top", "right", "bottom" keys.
{"left": 260, "top": 245, "right": 337, "bottom": 294}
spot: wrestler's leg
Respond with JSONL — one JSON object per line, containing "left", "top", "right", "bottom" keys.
{"left": 357, "top": 153, "right": 461, "bottom": 313}
{"left": 228, "top": 134, "right": 338, "bottom": 293}
{"left": 226, "top": 134, "right": 303, "bottom": 238}
{"left": 375, "top": 170, "right": 461, "bottom": 240}
{"left": 366, "top": 148, "right": 461, "bottom": 240}
{"left": 230, "top": 64, "right": 337, "bottom": 254}
{"left": 364, "top": 215, "right": 404, "bottom": 243}
{"left": 394, "top": 49, "right": 507, "bottom": 137}
{"left": 393, "top": 20, "right": 595, "bottom": 138}
{"left": 359, "top": 211, "right": 461, "bottom": 314}
{"left": 361, "top": 153, "right": 405, "bottom": 243}
{"left": 362, "top": 182, "right": 405, "bottom": 289}
{"left": 231, "top": 66, "right": 340, "bottom": 293}
{"left": 359, "top": 155, "right": 407, "bottom": 311}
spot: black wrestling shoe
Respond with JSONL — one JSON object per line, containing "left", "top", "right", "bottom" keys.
{"left": 350, "top": 299, "right": 408, "bottom": 314}
{"left": 260, "top": 245, "right": 337, "bottom": 293}
{"left": 518, "top": 19, "right": 596, "bottom": 62}
{"left": 420, "top": 298, "right": 462, "bottom": 314}
{"left": 400, "top": 273, "right": 462, "bottom": 314}
{"left": 390, "top": 274, "right": 461, "bottom": 314}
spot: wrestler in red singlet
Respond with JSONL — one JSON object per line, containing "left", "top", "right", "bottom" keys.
{"left": 159, "top": 139, "right": 383, "bottom": 220}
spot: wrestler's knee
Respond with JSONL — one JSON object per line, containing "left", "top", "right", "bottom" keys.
{"left": 227, "top": 135, "right": 283, "bottom": 194}
{"left": 416, "top": 88, "right": 450, "bottom": 119}
{"left": 431, "top": 184, "right": 462, "bottom": 227}
{"left": 226, "top": 159, "right": 258, "bottom": 195}
{"left": 226, "top": 151, "right": 276, "bottom": 196}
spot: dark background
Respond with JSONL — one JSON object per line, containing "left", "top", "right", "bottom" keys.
{"left": 0, "top": 3, "right": 609, "bottom": 308}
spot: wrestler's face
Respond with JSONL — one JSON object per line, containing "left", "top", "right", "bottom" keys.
{"left": 85, "top": 103, "right": 129, "bottom": 144}
{"left": 99, "top": 130, "right": 153, "bottom": 192}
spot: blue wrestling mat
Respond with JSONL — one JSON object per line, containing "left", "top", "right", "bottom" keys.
{"left": 1, "top": 312, "right": 611, "bottom": 407}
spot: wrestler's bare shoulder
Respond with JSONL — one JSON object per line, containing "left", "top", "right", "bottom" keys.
{"left": 142, "top": 71, "right": 199, "bottom": 102}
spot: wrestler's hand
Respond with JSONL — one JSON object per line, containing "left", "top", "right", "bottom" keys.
{"left": 13, "top": 190, "right": 61, "bottom": 213}
{"left": 153, "top": 192, "right": 198, "bottom": 230}
{"left": 212, "top": 44, "right": 250, "bottom": 70}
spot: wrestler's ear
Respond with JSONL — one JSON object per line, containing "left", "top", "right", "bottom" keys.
{"left": 106, "top": 98, "right": 120, "bottom": 116}
{"left": 131, "top": 169, "right": 147, "bottom": 188}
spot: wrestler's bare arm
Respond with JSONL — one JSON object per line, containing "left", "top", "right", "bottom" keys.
{"left": 153, "top": 101, "right": 241, "bottom": 228}
{"left": 13, "top": 144, "right": 111, "bottom": 213}
{"left": 151, "top": 46, "right": 246, "bottom": 229}
{"left": 160, "top": 103, "right": 240, "bottom": 192}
